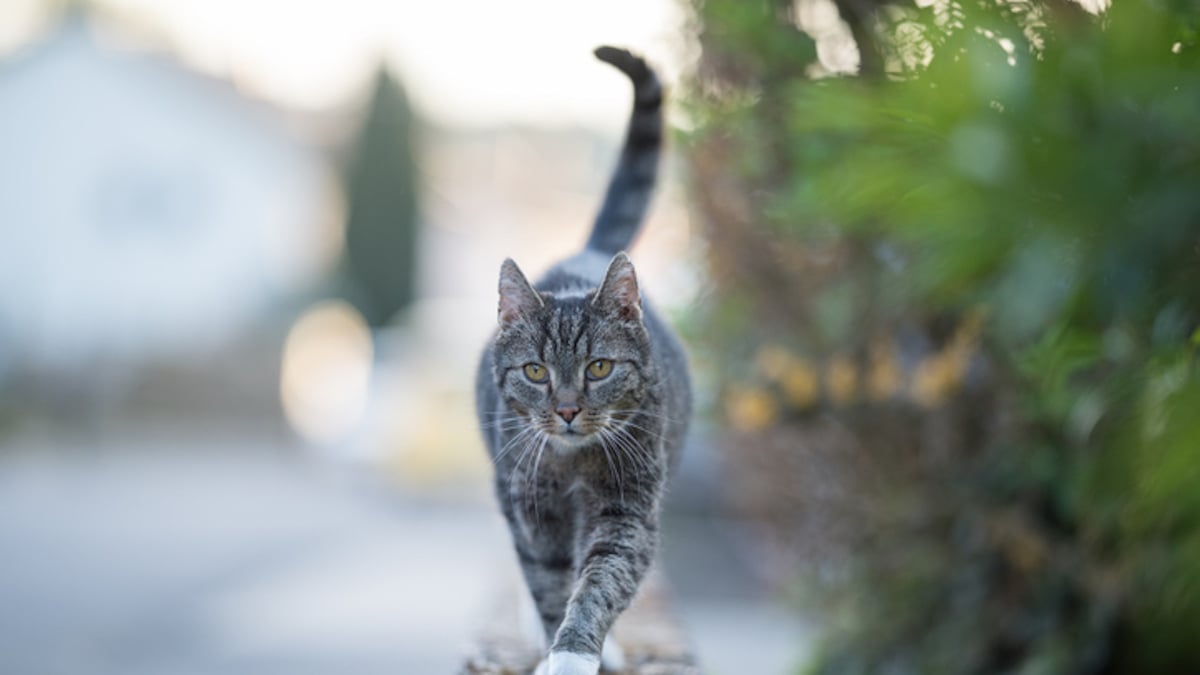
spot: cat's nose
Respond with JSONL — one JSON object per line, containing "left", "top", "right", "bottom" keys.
{"left": 555, "top": 404, "right": 581, "bottom": 424}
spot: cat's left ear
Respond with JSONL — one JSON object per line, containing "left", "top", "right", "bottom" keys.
{"left": 498, "top": 258, "right": 543, "bottom": 326}
{"left": 593, "top": 252, "right": 642, "bottom": 322}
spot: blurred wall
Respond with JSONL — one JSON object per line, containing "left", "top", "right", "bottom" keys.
{"left": 0, "top": 14, "right": 332, "bottom": 374}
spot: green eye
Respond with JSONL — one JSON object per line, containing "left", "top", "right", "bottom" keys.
{"left": 523, "top": 363, "right": 549, "bottom": 383}
{"left": 586, "top": 359, "right": 613, "bottom": 380}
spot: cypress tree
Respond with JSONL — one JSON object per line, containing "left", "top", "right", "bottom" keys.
{"left": 342, "top": 65, "right": 420, "bottom": 328}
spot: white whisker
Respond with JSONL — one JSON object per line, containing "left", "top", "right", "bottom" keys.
{"left": 609, "top": 424, "right": 659, "bottom": 478}
{"left": 528, "top": 432, "right": 550, "bottom": 524}
{"left": 597, "top": 429, "right": 625, "bottom": 504}
{"left": 493, "top": 425, "right": 538, "bottom": 464}
{"left": 507, "top": 430, "right": 542, "bottom": 498}
{"left": 607, "top": 409, "right": 679, "bottom": 425}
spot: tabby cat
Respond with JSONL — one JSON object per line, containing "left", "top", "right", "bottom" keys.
{"left": 474, "top": 46, "right": 691, "bottom": 675}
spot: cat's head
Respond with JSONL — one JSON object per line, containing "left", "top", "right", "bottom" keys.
{"left": 492, "top": 252, "right": 652, "bottom": 451}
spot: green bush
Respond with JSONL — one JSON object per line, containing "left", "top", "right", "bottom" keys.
{"left": 685, "top": 0, "right": 1200, "bottom": 671}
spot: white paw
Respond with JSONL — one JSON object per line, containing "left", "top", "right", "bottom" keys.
{"left": 600, "top": 636, "right": 626, "bottom": 672}
{"left": 533, "top": 650, "right": 601, "bottom": 675}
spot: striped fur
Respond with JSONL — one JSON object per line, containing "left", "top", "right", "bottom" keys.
{"left": 475, "top": 47, "right": 689, "bottom": 674}
{"left": 586, "top": 46, "right": 664, "bottom": 256}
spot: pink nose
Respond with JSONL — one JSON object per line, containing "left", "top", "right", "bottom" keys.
{"left": 556, "top": 405, "right": 580, "bottom": 424}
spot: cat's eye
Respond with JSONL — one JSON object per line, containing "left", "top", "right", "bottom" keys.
{"left": 586, "top": 359, "right": 613, "bottom": 380}
{"left": 523, "top": 363, "right": 549, "bottom": 383}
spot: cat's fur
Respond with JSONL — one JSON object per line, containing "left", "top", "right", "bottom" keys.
{"left": 474, "top": 47, "right": 691, "bottom": 675}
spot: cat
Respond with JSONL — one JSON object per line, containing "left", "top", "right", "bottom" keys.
{"left": 474, "top": 46, "right": 691, "bottom": 675}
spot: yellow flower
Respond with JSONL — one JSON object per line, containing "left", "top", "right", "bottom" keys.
{"left": 781, "top": 360, "right": 819, "bottom": 409}
{"left": 826, "top": 355, "right": 859, "bottom": 406}
{"left": 910, "top": 312, "right": 984, "bottom": 407}
{"left": 726, "top": 385, "right": 778, "bottom": 431}
{"left": 755, "top": 345, "right": 818, "bottom": 410}
{"left": 867, "top": 340, "right": 901, "bottom": 401}
{"left": 911, "top": 353, "right": 958, "bottom": 407}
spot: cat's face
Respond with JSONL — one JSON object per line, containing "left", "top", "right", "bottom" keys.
{"left": 492, "top": 253, "right": 651, "bottom": 450}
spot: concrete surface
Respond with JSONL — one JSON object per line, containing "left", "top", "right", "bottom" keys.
{"left": 0, "top": 437, "right": 812, "bottom": 675}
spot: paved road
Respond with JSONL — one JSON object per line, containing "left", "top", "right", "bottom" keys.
{"left": 0, "top": 439, "right": 811, "bottom": 675}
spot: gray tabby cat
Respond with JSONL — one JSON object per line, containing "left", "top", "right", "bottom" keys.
{"left": 474, "top": 47, "right": 691, "bottom": 675}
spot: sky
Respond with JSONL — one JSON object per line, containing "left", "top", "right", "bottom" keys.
{"left": 0, "top": 0, "right": 691, "bottom": 128}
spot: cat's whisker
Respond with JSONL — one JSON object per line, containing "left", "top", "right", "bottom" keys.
{"left": 493, "top": 425, "right": 539, "bottom": 464}
{"left": 528, "top": 431, "right": 550, "bottom": 524}
{"left": 509, "top": 429, "right": 542, "bottom": 487}
{"left": 479, "top": 409, "right": 528, "bottom": 430}
{"left": 479, "top": 415, "right": 520, "bottom": 424}
{"left": 609, "top": 425, "right": 658, "bottom": 478}
{"left": 613, "top": 422, "right": 657, "bottom": 456}
{"left": 479, "top": 419, "right": 528, "bottom": 431}
{"left": 610, "top": 416, "right": 664, "bottom": 439}
{"left": 600, "top": 425, "right": 640, "bottom": 474}
{"left": 611, "top": 422, "right": 669, "bottom": 447}
{"left": 613, "top": 432, "right": 638, "bottom": 491}
{"left": 483, "top": 425, "right": 529, "bottom": 436}
{"left": 597, "top": 429, "right": 625, "bottom": 504}
{"left": 480, "top": 409, "right": 522, "bottom": 418}
{"left": 608, "top": 429, "right": 631, "bottom": 480}
{"left": 598, "top": 418, "right": 638, "bottom": 475}
{"left": 607, "top": 410, "right": 669, "bottom": 442}
{"left": 616, "top": 423, "right": 668, "bottom": 441}
{"left": 607, "top": 409, "right": 679, "bottom": 424}
{"left": 621, "top": 441, "right": 654, "bottom": 479}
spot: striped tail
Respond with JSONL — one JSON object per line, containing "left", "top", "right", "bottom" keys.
{"left": 586, "top": 46, "right": 664, "bottom": 255}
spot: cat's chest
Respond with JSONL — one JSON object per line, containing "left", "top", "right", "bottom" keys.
{"left": 510, "top": 449, "right": 601, "bottom": 498}
{"left": 509, "top": 451, "right": 605, "bottom": 507}
{"left": 508, "top": 467, "right": 593, "bottom": 544}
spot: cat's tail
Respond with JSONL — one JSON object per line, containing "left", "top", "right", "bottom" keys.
{"left": 586, "top": 46, "right": 664, "bottom": 255}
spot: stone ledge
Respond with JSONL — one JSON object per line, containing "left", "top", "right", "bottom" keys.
{"left": 460, "top": 569, "right": 700, "bottom": 675}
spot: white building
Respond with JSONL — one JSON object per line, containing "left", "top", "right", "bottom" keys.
{"left": 0, "top": 14, "right": 333, "bottom": 372}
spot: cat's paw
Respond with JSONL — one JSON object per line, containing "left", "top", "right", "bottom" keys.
{"left": 600, "top": 636, "right": 626, "bottom": 672}
{"left": 533, "top": 650, "right": 601, "bottom": 675}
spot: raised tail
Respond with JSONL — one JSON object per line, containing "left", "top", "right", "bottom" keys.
{"left": 586, "top": 46, "right": 664, "bottom": 255}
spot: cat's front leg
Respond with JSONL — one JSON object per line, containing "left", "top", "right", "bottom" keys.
{"left": 515, "top": 545, "right": 575, "bottom": 647}
{"left": 544, "top": 504, "right": 657, "bottom": 673}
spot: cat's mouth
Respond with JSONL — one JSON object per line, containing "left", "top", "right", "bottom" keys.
{"left": 555, "top": 424, "right": 592, "bottom": 439}
{"left": 544, "top": 418, "right": 599, "bottom": 449}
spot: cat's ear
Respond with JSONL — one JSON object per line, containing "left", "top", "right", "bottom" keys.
{"left": 593, "top": 252, "right": 642, "bottom": 322}
{"left": 498, "top": 258, "right": 543, "bottom": 326}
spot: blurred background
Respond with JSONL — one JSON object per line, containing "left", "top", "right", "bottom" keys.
{"left": 0, "top": 1, "right": 798, "bottom": 674}
{"left": 2, "top": 0, "right": 1198, "bottom": 674}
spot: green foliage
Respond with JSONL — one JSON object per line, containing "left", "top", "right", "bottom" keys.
{"left": 342, "top": 66, "right": 421, "bottom": 327}
{"left": 687, "top": 0, "right": 1200, "bottom": 671}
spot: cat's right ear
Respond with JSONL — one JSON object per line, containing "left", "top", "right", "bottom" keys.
{"left": 498, "top": 258, "right": 543, "bottom": 326}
